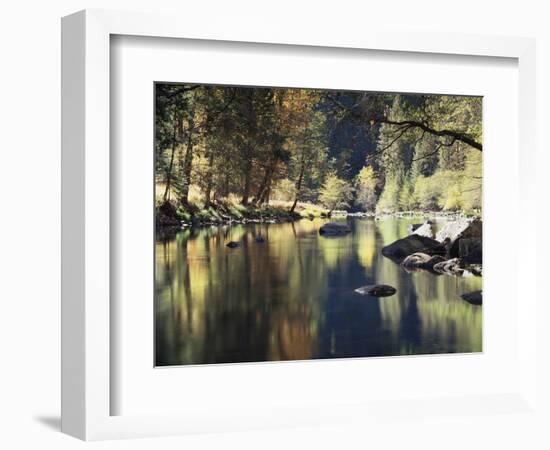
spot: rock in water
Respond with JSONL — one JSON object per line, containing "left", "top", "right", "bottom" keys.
{"left": 354, "top": 284, "right": 396, "bottom": 297}
{"left": 469, "top": 264, "right": 482, "bottom": 277}
{"left": 402, "top": 252, "right": 432, "bottom": 267}
{"left": 461, "top": 291, "right": 482, "bottom": 305}
{"left": 319, "top": 222, "right": 352, "bottom": 236}
{"left": 408, "top": 221, "right": 435, "bottom": 239}
{"left": 381, "top": 235, "right": 446, "bottom": 261}
{"left": 436, "top": 218, "right": 482, "bottom": 256}
{"left": 433, "top": 258, "right": 464, "bottom": 275}
{"left": 402, "top": 253, "right": 446, "bottom": 271}
{"left": 226, "top": 241, "right": 240, "bottom": 248}
{"left": 254, "top": 236, "right": 266, "bottom": 243}
{"left": 458, "top": 238, "right": 482, "bottom": 264}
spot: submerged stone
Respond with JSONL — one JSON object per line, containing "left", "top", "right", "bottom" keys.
{"left": 461, "top": 291, "right": 482, "bottom": 305}
{"left": 402, "top": 253, "right": 446, "bottom": 271}
{"left": 319, "top": 222, "right": 352, "bottom": 236}
{"left": 354, "top": 284, "right": 396, "bottom": 297}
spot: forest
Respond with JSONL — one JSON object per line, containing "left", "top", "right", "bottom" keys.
{"left": 155, "top": 84, "right": 482, "bottom": 227}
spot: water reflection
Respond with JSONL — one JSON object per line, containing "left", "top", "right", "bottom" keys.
{"left": 155, "top": 218, "right": 482, "bottom": 366}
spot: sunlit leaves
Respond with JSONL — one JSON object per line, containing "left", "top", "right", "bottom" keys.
{"left": 318, "top": 173, "right": 354, "bottom": 213}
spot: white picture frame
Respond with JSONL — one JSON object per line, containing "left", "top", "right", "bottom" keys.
{"left": 61, "top": 9, "right": 537, "bottom": 441}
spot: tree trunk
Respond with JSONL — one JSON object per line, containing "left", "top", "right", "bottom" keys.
{"left": 204, "top": 150, "right": 215, "bottom": 208}
{"left": 179, "top": 120, "right": 195, "bottom": 206}
{"left": 254, "top": 157, "right": 276, "bottom": 206}
{"left": 241, "top": 149, "right": 253, "bottom": 205}
{"left": 162, "top": 117, "right": 179, "bottom": 203}
{"left": 289, "top": 158, "right": 305, "bottom": 213}
{"left": 259, "top": 174, "right": 273, "bottom": 205}
{"left": 224, "top": 170, "right": 230, "bottom": 198}
{"left": 265, "top": 183, "right": 271, "bottom": 205}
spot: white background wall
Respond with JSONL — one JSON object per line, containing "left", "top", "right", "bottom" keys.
{"left": 0, "top": 1, "right": 547, "bottom": 448}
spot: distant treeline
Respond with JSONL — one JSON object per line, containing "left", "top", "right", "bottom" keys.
{"left": 155, "top": 84, "right": 482, "bottom": 215}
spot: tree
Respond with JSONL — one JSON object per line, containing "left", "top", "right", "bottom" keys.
{"left": 354, "top": 166, "right": 377, "bottom": 211}
{"left": 277, "top": 89, "right": 327, "bottom": 212}
{"left": 319, "top": 173, "right": 354, "bottom": 215}
{"left": 398, "top": 177, "right": 415, "bottom": 211}
{"left": 272, "top": 178, "right": 296, "bottom": 202}
{"left": 376, "top": 177, "right": 400, "bottom": 214}
{"left": 360, "top": 93, "right": 482, "bottom": 151}
{"left": 413, "top": 174, "right": 444, "bottom": 211}
{"left": 460, "top": 149, "right": 482, "bottom": 211}
{"left": 155, "top": 84, "right": 201, "bottom": 204}
{"left": 153, "top": 84, "right": 482, "bottom": 218}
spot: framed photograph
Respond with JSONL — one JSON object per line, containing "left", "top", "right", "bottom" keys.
{"left": 153, "top": 83, "right": 484, "bottom": 368}
{"left": 62, "top": 9, "right": 537, "bottom": 440}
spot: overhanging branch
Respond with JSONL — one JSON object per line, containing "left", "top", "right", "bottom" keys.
{"left": 325, "top": 95, "right": 482, "bottom": 151}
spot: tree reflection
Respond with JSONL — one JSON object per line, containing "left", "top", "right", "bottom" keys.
{"left": 155, "top": 218, "right": 482, "bottom": 365}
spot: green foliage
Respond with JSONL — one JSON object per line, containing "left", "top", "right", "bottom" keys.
{"left": 175, "top": 206, "right": 192, "bottom": 222}
{"left": 272, "top": 178, "right": 296, "bottom": 202}
{"left": 411, "top": 134, "right": 439, "bottom": 177}
{"left": 155, "top": 84, "right": 482, "bottom": 218}
{"left": 318, "top": 173, "right": 354, "bottom": 213}
{"left": 408, "top": 170, "right": 478, "bottom": 212}
{"left": 376, "top": 177, "right": 400, "bottom": 214}
{"left": 354, "top": 166, "right": 378, "bottom": 211}
{"left": 412, "top": 175, "right": 442, "bottom": 211}
{"left": 298, "top": 204, "right": 328, "bottom": 219}
{"left": 372, "top": 95, "right": 482, "bottom": 214}
{"left": 460, "top": 150, "right": 482, "bottom": 211}
{"left": 398, "top": 177, "right": 415, "bottom": 211}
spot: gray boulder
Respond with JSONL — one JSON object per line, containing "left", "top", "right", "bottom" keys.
{"left": 402, "top": 252, "right": 446, "bottom": 271}
{"left": 461, "top": 291, "right": 482, "bottom": 305}
{"left": 436, "top": 218, "right": 482, "bottom": 256}
{"left": 459, "top": 238, "right": 482, "bottom": 264}
{"left": 354, "top": 284, "right": 396, "bottom": 297}
{"left": 319, "top": 222, "right": 351, "bottom": 236}
{"left": 381, "top": 235, "right": 446, "bottom": 261}
{"left": 226, "top": 241, "right": 240, "bottom": 248}
{"left": 408, "top": 221, "right": 435, "bottom": 239}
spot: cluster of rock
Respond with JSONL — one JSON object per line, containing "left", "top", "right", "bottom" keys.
{"left": 226, "top": 235, "right": 266, "bottom": 248}
{"left": 382, "top": 218, "right": 482, "bottom": 276}
{"left": 187, "top": 214, "right": 296, "bottom": 229}
{"left": 155, "top": 200, "right": 302, "bottom": 231}
{"left": 347, "top": 212, "right": 376, "bottom": 218}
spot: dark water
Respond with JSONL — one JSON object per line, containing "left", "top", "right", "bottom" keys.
{"left": 155, "top": 218, "right": 482, "bottom": 366}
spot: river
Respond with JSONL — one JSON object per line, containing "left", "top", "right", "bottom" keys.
{"left": 155, "top": 217, "right": 482, "bottom": 366}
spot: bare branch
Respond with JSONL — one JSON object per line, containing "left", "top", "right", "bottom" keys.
{"left": 325, "top": 94, "right": 482, "bottom": 151}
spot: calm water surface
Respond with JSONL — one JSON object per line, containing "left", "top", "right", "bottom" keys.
{"left": 155, "top": 218, "right": 482, "bottom": 366}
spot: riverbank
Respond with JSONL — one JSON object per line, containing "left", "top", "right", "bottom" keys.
{"left": 375, "top": 210, "right": 480, "bottom": 221}
{"left": 156, "top": 200, "right": 305, "bottom": 232}
{"left": 156, "top": 197, "right": 481, "bottom": 232}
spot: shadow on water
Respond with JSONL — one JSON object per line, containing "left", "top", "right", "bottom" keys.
{"left": 155, "top": 217, "right": 482, "bottom": 366}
